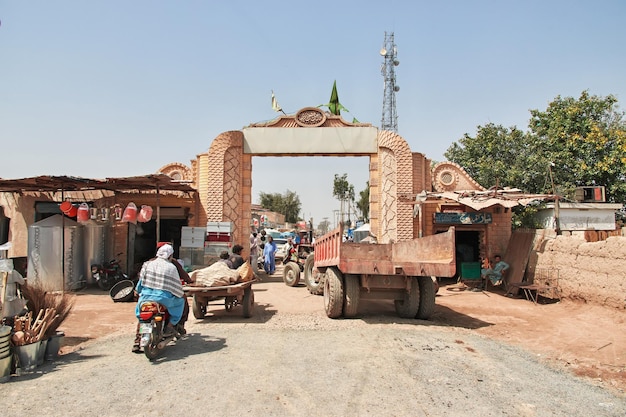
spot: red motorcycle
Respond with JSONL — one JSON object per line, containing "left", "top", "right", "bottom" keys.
{"left": 137, "top": 301, "right": 181, "bottom": 360}
{"left": 91, "top": 254, "right": 128, "bottom": 291}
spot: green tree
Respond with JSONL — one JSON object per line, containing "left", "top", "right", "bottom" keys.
{"left": 333, "top": 173, "right": 355, "bottom": 224}
{"left": 528, "top": 91, "right": 626, "bottom": 202}
{"left": 445, "top": 91, "right": 626, "bottom": 203}
{"left": 258, "top": 190, "right": 302, "bottom": 223}
{"left": 444, "top": 123, "right": 536, "bottom": 190}
{"left": 356, "top": 181, "right": 370, "bottom": 222}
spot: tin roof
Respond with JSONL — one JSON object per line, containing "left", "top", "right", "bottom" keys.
{"left": 0, "top": 174, "right": 196, "bottom": 193}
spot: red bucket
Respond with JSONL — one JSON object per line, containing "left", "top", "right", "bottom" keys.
{"left": 59, "top": 201, "right": 72, "bottom": 213}
{"left": 65, "top": 205, "right": 78, "bottom": 217}
{"left": 76, "top": 203, "right": 90, "bottom": 222}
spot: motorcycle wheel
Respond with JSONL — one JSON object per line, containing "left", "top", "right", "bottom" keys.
{"left": 97, "top": 273, "right": 114, "bottom": 291}
{"left": 144, "top": 326, "right": 161, "bottom": 361}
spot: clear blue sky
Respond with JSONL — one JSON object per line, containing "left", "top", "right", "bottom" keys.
{"left": 2, "top": 1, "right": 625, "bottom": 227}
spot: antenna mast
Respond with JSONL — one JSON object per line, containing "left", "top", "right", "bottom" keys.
{"left": 380, "top": 31, "right": 400, "bottom": 132}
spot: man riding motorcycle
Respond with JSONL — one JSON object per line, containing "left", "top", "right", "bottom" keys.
{"left": 132, "top": 243, "right": 186, "bottom": 353}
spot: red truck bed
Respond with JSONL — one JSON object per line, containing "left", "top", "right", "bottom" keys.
{"left": 314, "top": 226, "right": 456, "bottom": 278}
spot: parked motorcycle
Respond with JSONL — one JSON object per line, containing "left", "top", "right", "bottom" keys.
{"left": 91, "top": 254, "right": 128, "bottom": 291}
{"left": 137, "top": 300, "right": 181, "bottom": 360}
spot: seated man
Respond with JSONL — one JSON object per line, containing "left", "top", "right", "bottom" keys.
{"left": 481, "top": 255, "right": 509, "bottom": 287}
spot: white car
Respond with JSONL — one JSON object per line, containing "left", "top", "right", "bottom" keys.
{"left": 273, "top": 238, "right": 289, "bottom": 261}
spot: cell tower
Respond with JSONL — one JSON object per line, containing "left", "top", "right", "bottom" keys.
{"left": 380, "top": 31, "right": 400, "bottom": 132}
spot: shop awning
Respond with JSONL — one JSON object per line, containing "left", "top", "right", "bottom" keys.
{"left": 0, "top": 174, "right": 196, "bottom": 193}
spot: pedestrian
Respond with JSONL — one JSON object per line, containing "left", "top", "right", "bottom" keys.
{"left": 263, "top": 235, "right": 277, "bottom": 274}
{"left": 249, "top": 230, "right": 259, "bottom": 273}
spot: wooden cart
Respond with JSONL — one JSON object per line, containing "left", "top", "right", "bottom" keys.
{"left": 183, "top": 280, "right": 255, "bottom": 319}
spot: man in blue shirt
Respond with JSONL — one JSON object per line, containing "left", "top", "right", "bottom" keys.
{"left": 481, "top": 255, "right": 509, "bottom": 288}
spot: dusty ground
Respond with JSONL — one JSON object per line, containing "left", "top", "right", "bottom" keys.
{"left": 58, "top": 266, "right": 626, "bottom": 395}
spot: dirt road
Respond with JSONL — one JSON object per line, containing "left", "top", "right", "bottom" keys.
{"left": 2, "top": 266, "right": 624, "bottom": 416}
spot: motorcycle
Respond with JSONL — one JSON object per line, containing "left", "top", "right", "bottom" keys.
{"left": 91, "top": 254, "right": 128, "bottom": 291}
{"left": 137, "top": 301, "right": 181, "bottom": 360}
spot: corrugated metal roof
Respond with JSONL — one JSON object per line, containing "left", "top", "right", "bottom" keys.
{"left": 401, "top": 189, "right": 553, "bottom": 211}
{"left": 0, "top": 174, "right": 196, "bottom": 193}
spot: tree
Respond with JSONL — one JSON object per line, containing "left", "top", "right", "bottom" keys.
{"left": 445, "top": 91, "right": 626, "bottom": 203}
{"left": 318, "top": 218, "right": 331, "bottom": 235}
{"left": 258, "top": 190, "right": 302, "bottom": 224}
{"left": 356, "top": 181, "right": 370, "bottom": 222}
{"left": 528, "top": 91, "right": 626, "bottom": 202}
{"left": 444, "top": 123, "right": 538, "bottom": 190}
{"left": 333, "top": 173, "right": 355, "bottom": 224}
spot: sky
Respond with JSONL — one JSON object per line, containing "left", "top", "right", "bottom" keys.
{"left": 2, "top": 1, "right": 626, "bottom": 227}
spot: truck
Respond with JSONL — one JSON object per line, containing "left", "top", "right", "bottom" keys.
{"left": 302, "top": 225, "right": 456, "bottom": 319}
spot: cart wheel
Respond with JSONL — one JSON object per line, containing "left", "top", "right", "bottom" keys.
{"left": 283, "top": 262, "right": 301, "bottom": 287}
{"left": 415, "top": 276, "right": 436, "bottom": 320}
{"left": 225, "top": 296, "right": 236, "bottom": 311}
{"left": 343, "top": 274, "right": 360, "bottom": 318}
{"left": 304, "top": 253, "right": 325, "bottom": 295}
{"left": 192, "top": 295, "right": 206, "bottom": 319}
{"left": 394, "top": 277, "right": 420, "bottom": 318}
{"left": 242, "top": 287, "right": 254, "bottom": 318}
{"left": 324, "top": 267, "right": 344, "bottom": 319}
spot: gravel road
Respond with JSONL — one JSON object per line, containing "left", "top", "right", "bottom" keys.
{"left": 1, "top": 311, "right": 624, "bottom": 417}
{"left": 2, "top": 265, "right": 625, "bottom": 416}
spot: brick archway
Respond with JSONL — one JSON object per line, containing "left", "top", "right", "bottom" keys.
{"left": 199, "top": 108, "right": 429, "bottom": 256}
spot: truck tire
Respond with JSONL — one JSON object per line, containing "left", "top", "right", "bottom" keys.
{"left": 394, "top": 277, "right": 420, "bottom": 318}
{"left": 283, "top": 262, "right": 301, "bottom": 287}
{"left": 415, "top": 276, "right": 436, "bottom": 320}
{"left": 343, "top": 274, "right": 360, "bottom": 318}
{"left": 324, "top": 267, "right": 344, "bottom": 319}
{"left": 304, "top": 253, "right": 324, "bottom": 295}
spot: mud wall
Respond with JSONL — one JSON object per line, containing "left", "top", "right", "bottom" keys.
{"left": 529, "top": 230, "right": 626, "bottom": 309}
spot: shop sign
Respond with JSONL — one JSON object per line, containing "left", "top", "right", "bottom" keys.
{"left": 434, "top": 212, "right": 492, "bottom": 224}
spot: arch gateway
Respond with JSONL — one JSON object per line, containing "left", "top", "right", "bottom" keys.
{"left": 160, "top": 107, "right": 503, "bottom": 260}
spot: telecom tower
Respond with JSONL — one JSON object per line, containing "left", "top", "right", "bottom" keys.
{"left": 380, "top": 31, "right": 400, "bottom": 133}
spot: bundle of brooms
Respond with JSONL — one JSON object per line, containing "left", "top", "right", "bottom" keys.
{"left": 12, "top": 282, "right": 76, "bottom": 345}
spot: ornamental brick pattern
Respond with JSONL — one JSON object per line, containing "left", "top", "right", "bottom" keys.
{"left": 377, "top": 129, "right": 414, "bottom": 242}
{"left": 206, "top": 131, "right": 244, "bottom": 225}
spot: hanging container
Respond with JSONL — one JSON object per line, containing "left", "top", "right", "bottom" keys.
{"left": 122, "top": 203, "right": 137, "bottom": 223}
{"left": 100, "top": 207, "right": 110, "bottom": 221}
{"left": 76, "top": 203, "right": 90, "bottom": 222}
{"left": 60, "top": 201, "right": 77, "bottom": 217}
{"left": 113, "top": 206, "right": 123, "bottom": 221}
{"left": 59, "top": 201, "right": 72, "bottom": 213}
{"left": 89, "top": 207, "right": 98, "bottom": 220}
{"left": 137, "top": 205, "right": 153, "bottom": 223}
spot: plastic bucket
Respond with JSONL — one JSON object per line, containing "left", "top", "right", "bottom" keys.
{"left": 122, "top": 202, "right": 137, "bottom": 223}
{"left": 15, "top": 341, "right": 41, "bottom": 372}
{"left": 77, "top": 203, "right": 90, "bottom": 222}
{"left": 59, "top": 200, "right": 72, "bottom": 213}
{"left": 66, "top": 205, "right": 78, "bottom": 217}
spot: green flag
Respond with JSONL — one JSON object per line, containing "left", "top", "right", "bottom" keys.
{"left": 320, "top": 80, "right": 348, "bottom": 115}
